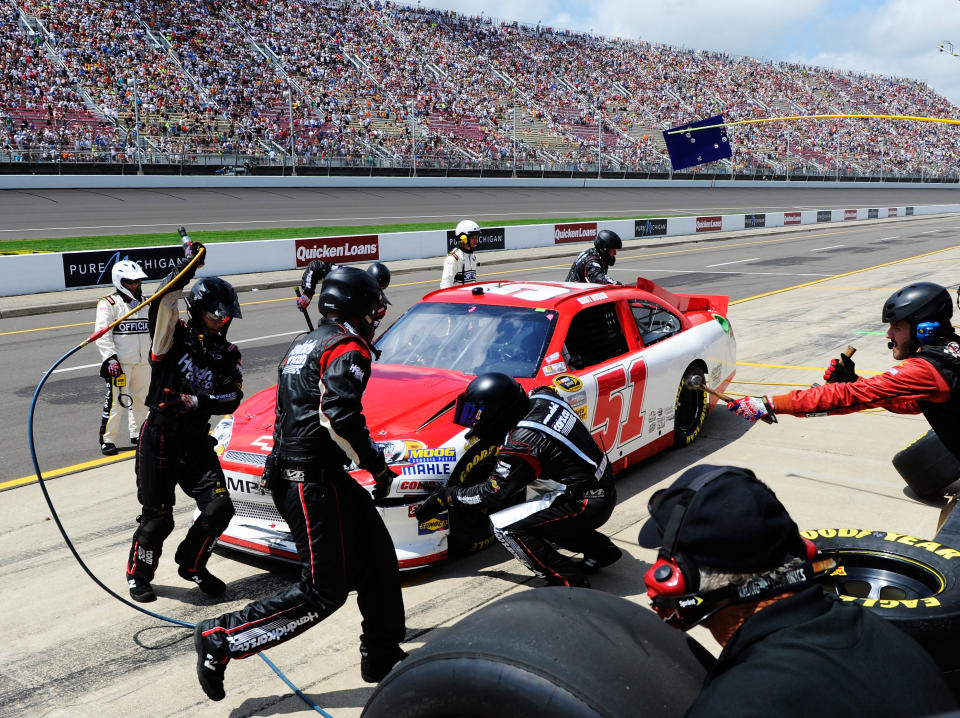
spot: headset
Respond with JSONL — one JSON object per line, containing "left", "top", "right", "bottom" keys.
{"left": 643, "top": 468, "right": 834, "bottom": 630}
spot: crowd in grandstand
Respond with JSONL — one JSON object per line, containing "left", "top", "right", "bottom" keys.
{"left": 2, "top": 0, "right": 959, "bottom": 176}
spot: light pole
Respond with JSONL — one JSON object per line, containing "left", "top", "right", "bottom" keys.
{"left": 512, "top": 86, "right": 517, "bottom": 177}
{"left": 597, "top": 106, "right": 602, "bottom": 179}
{"left": 285, "top": 87, "right": 297, "bottom": 176}
{"left": 129, "top": 75, "right": 143, "bottom": 175}
{"left": 786, "top": 132, "right": 790, "bottom": 182}
{"left": 880, "top": 138, "right": 884, "bottom": 181}
{"left": 835, "top": 130, "right": 840, "bottom": 182}
{"left": 407, "top": 100, "right": 417, "bottom": 176}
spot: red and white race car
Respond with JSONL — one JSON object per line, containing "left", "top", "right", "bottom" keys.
{"left": 209, "top": 279, "right": 737, "bottom": 569}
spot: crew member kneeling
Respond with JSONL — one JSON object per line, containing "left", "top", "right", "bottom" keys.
{"left": 417, "top": 373, "right": 621, "bottom": 587}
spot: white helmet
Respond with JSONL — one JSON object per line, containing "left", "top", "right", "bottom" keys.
{"left": 112, "top": 259, "right": 147, "bottom": 300}
{"left": 454, "top": 219, "right": 480, "bottom": 251}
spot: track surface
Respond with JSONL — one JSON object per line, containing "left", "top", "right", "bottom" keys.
{"left": 0, "top": 186, "right": 957, "bottom": 239}
{"left": 4, "top": 210, "right": 958, "bottom": 483}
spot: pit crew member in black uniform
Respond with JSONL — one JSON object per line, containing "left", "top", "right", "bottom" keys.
{"left": 297, "top": 260, "right": 392, "bottom": 321}
{"left": 728, "top": 283, "right": 960, "bottom": 464}
{"left": 125, "top": 242, "right": 244, "bottom": 604}
{"left": 565, "top": 229, "right": 622, "bottom": 285}
{"left": 440, "top": 219, "right": 480, "bottom": 289}
{"left": 417, "top": 373, "right": 620, "bottom": 587}
{"left": 194, "top": 266, "right": 406, "bottom": 702}
{"left": 95, "top": 260, "right": 151, "bottom": 455}
{"left": 637, "top": 464, "right": 955, "bottom": 717}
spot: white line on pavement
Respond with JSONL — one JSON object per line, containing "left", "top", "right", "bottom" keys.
{"left": 611, "top": 268, "right": 829, "bottom": 277}
{"left": 809, "top": 245, "right": 845, "bottom": 252}
{"left": 705, "top": 258, "right": 759, "bottom": 268}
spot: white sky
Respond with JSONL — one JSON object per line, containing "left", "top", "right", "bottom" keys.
{"left": 416, "top": 0, "right": 960, "bottom": 106}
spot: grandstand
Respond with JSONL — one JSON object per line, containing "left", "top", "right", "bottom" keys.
{"left": 2, "top": 0, "right": 958, "bottom": 178}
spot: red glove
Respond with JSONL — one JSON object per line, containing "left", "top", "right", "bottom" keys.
{"left": 296, "top": 293, "right": 311, "bottom": 310}
{"left": 106, "top": 359, "right": 123, "bottom": 377}
{"left": 727, "top": 395, "right": 774, "bottom": 423}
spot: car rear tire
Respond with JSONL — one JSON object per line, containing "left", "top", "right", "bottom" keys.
{"left": 807, "top": 527, "right": 960, "bottom": 690}
{"left": 362, "top": 587, "right": 708, "bottom": 718}
{"left": 674, "top": 365, "right": 709, "bottom": 447}
{"left": 892, "top": 430, "right": 960, "bottom": 498}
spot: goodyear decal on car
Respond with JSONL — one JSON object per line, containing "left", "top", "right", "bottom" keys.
{"left": 838, "top": 595, "right": 942, "bottom": 609}
{"left": 553, "top": 374, "right": 583, "bottom": 392}
{"left": 801, "top": 528, "right": 960, "bottom": 559}
{"left": 418, "top": 516, "right": 449, "bottom": 535}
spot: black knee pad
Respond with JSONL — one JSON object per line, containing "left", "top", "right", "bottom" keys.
{"left": 197, "top": 494, "right": 234, "bottom": 536}
{"left": 136, "top": 507, "right": 174, "bottom": 546}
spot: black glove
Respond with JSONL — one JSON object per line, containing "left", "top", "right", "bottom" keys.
{"left": 370, "top": 457, "right": 399, "bottom": 501}
{"left": 823, "top": 355, "right": 858, "bottom": 383}
{"left": 158, "top": 388, "right": 198, "bottom": 416}
{"left": 184, "top": 239, "right": 206, "bottom": 263}
{"left": 415, "top": 487, "right": 457, "bottom": 523}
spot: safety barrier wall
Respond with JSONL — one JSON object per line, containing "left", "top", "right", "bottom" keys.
{"left": 2, "top": 203, "right": 958, "bottom": 296}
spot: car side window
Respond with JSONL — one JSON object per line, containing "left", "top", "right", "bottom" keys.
{"left": 630, "top": 300, "right": 682, "bottom": 346}
{"left": 562, "top": 303, "right": 628, "bottom": 369}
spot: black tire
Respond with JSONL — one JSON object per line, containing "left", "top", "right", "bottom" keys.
{"left": 674, "top": 365, "right": 709, "bottom": 447}
{"left": 892, "top": 430, "right": 960, "bottom": 498}
{"left": 444, "top": 440, "right": 501, "bottom": 557}
{"left": 362, "top": 588, "right": 708, "bottom": 718}
{"left": 807, "top": 527, "right": 960, "bottom": 683}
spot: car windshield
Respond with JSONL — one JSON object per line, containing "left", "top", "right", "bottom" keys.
{"left": 376, "top": 302, "right": 557, "bottom": 377}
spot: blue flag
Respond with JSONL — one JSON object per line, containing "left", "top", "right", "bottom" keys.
{"left": 662, "top": 115, "right": 732, "bottom": 171}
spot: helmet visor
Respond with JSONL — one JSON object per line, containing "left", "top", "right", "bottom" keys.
{"left": 453, "top": 393, "right": 481, "bottom": 428}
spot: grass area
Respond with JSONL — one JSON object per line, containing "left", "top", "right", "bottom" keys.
{"left": 0, "top": 215, "right": 667, "bottom": 253}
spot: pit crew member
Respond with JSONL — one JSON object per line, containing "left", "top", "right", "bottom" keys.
{"left": 416, "top": 373, "right": 620, "bottom": 587}
{"left": 95, "top": 260, "right": 151, "bottom": 455}
{"left": 565, "top": 229, "right": 622, "bottom": 285}
{"left": 637, "top": 464, "right": 955, "bottom": 717}
{"left": 728, "top": 283, "right": 960, "bottom": 460}
{"left": 440, "top": 219, "right": 480, "bottom": 289}
{"left": 125, "top": 241, "right": 243, "bottom": 604}
{"left": 194, "top": 266, "right": 405, "bottom": 702}
{"left": 297, "top": 260, "right": 392, "bottom": 321}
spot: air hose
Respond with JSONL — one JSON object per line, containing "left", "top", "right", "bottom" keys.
{"left": 27, "top": 247, "right": 334, "bottom": 716}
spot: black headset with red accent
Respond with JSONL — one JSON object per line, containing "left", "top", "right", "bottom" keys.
{"left": 643, "top": 468, "right": 832, "bottom": 630}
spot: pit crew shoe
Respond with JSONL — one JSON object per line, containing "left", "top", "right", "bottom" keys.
{"left": 580, "top": 544, "right": 623, "bottom": 574}
{"left": 100, "top": 442, "right": 118, "bottom": 456}
{"left": 194, "top": 620, "right": 229, "bottom": 701}
{"left": 128, "top": 576, "right": 157, "bottom": 603}
{"left": 178, "top": 566, "right": 227, "bottom": 597}
{"left": 360, "top": 646, "right": 408, "bottom": 683}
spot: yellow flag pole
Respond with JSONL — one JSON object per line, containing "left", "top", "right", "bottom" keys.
{"left": 665, "top": 113, "right": 960, "bottom": 134}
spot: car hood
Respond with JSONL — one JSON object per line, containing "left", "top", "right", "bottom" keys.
{"left": 228, "top": 364, "right": 472, "bottom": 448}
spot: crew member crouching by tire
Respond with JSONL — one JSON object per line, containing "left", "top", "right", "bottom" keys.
{"left": 125, "top": 240, "right": 244, "bottom": 603}
{"left": 417, "top": 373, "right": 621, "bottom": 587}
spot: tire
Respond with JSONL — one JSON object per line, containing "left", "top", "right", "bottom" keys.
{"left": 444, "top": 439, "right": 501, "bottom": 557}
{"left": 362, "top": 588, "right": 708, "bottom": 718}
{"left": 892, "top": 430, "right": 960, "bottom": 498}
{"left": 674, "top": 365, "right": 709, "bottom": 447}
{"left": 806, "top": 527, "right": 960, "bottom": 684}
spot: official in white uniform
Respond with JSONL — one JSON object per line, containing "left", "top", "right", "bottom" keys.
{"left": 95, "top": 260, "right": 152, "bottom": 455}
{"left": 440, "top": 219, "right": 480, "bottom": 289}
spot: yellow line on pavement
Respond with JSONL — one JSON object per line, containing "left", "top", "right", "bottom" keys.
{"left": 1, "top": 451, "right": 134, "bottom": 491}
{"left": 731, "top": 244, "right": 960, "bottom": 305}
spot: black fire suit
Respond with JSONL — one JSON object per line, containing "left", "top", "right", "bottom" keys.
{"left": 126, "top": 263, "right": 243, "bottom": 586}
{"left": 446, "top": 388, "right": 618, "bottom": 585}
{"left": 565, "top": 247, "right": 618, "bottom": 285}
{"left": 199, "top": 319, "right": 405, "bottom": 664}
{"left": 299, "top": 259, "right": 335, "bottom": 299}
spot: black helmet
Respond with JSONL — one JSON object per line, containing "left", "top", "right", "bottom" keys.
{"left": 594, "top": 229, "right": 622, "bottom": 266}
{"left": 318, "top": 266, "right": 384, "bottom": 341}
{"left": 453, "top": 372, "right": 530, "bottom": 441}
{"left": 367, "top": 262, "right": 391, "bottom": 290}
{"left": 185, "top": 277, "right": 241, "bottom": 333}
{"left": 882, "top": 282, "right": 952, "bottom": 326}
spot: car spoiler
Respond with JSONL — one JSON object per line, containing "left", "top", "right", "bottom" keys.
{"left": 635, "top": 278, "right": 729, "bottom": 316}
